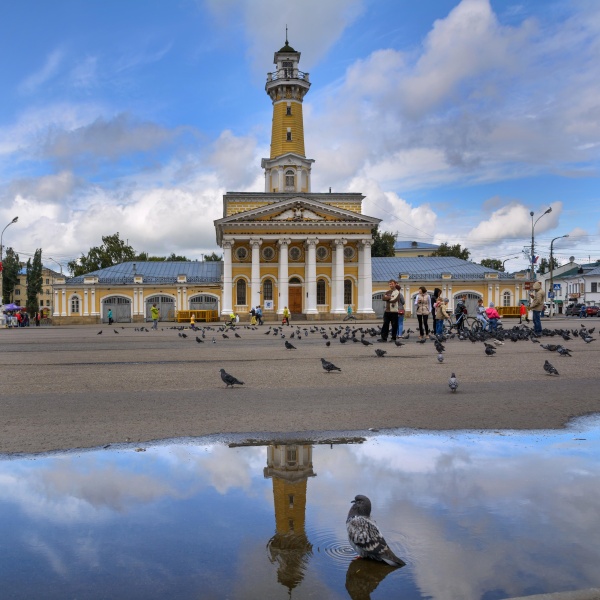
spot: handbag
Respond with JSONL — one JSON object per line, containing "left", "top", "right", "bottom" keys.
{"left": 398, "top": 309, "right": 405, "bottom": 316}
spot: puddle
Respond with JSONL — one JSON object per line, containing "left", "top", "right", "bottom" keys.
{"left": 1, "top": 419, "right": 600, "bottom": 600}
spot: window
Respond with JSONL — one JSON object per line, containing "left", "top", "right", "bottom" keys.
{"left": 46, "top": 300, "right": 51, "bottom": 306}
{"left": 235, "top": 246, "right": 248, "bottom": 261}
{"left": 236, "top": 280, "right": 246, "bottom": 305}
{"left": 263, "top": 279, "right": 273, "bottom": 301}
{"left": 289, "top": 277, "right": 301, "bottom": 284}
{"left": 46, "top": 289, "right": 50, "bottom": 295}
{"left": 316, "top": 246, "right": 329, "bottom": 261}
{"left": 317, "top": 279, "right": 326, "bottom": 305}
{"left": 289, "top": 246, "right": 302, "bottom": 261}
{"left": 71, "top": 297, "right": 80, "bottom": 313}
{"left": 14, "top": 289, "right": 20, "bottom": 296}
{"left": 285, "top": 170, "right": 295, "bottom": 190}
{"left": 286, "top": 129, "right": 292, "bottom": 142}
{"left": 592, "top": 282, "right": 598, "bottom": 293}
{"left": 343, "top": 246, "right": 356, "bottom": 260}
{"left": 286, "top": 447, "right": 297, "bottom": 465}
{"left": 45, "top": 278, "right": 49, "bottom": 284}
{"left": 503, "top": 291, "right": 512, "bottom": 306}
{"left": 344, "top": 280, "right": 352, "bottom": 305}
{"left": 262, "top": 246, "right": 275, "bottom": 261}
{"left": 286, "top": 103, "right": 292, "bottom": 116}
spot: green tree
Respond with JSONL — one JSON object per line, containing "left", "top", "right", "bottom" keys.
{"left": 135, "top": 252, "right": 189, "bottom": 262}
{"left": 480, "top": 258, "right": 503, "bottom": 271}
{"left": 431, "top": 242, "right": 471, "bottom": 260}
{"left": 537, "top": 257, "right": 558, "bottom": 275}
{"left": 204, "top": 252, "right": 222, "bottom": 261}
{"left": 2, "top": 247, "right": 20, "bottom": 303}
{"left": 26, "top": 249, "right": 44, "bottom": 314}
{"left": 371, "top": 226, "right": 396, "bottom": 257}
{"left": 68, "top": 233, "right": 136, "bottom": 276}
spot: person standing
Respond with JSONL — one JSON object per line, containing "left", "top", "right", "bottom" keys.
{"left": 414, "top": 286, "right": 432, "bottom": 339}
{"left": 529, "top": 281, "right": 545, "bottom": 335}
{"left": 108, "top": 308, "right": 113, "bottom": 325}
{"left": 434, "top": 298, "right": 450, "bottom": 335}
{"left": 454, "top": 295, "right": 467, "bottom": 331}
{"left": 255, "top": 305, "right": 263, "bottom": 325}
{"left": 282, "top": 306, "right": 291, "bottom": 326}
{"left": 395, "top": 283, "right": 406, "bottom": 338}
{"left": 485, "top": 302, "right": 501, "bottom": 332}
{"left": 519, "top": 301, "right": 529, "bottom": 324}
{"left": 431, "top": 287, "right": 442, "bottom": 335}
{"left": 379, "top": 279, "right": 399, "bottom": 342}
{"left": 35, "top": 312, "right": 40, "bottom": 327}
{"left": 151, "top": 303, "right": 160, "bottom": 330}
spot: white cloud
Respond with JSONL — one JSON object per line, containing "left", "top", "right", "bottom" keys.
{"left": 18, "top": 49, "right": 65, "bottom": 94}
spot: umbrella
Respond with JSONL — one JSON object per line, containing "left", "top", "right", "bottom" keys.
{"left": 2, "top": 303, "right": 23, "bottom": 311}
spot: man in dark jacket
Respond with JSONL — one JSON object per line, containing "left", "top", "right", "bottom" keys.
{"left": 379, "top": 279, "right": 399, "bottom": 342}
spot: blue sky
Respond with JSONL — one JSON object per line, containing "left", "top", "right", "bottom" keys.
{"left": 0, "top": 0, "right": 599, "bottom": 273}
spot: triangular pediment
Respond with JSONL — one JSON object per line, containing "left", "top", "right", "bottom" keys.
{"left": 215, "top": 197, "right": 379, "bottom": 226}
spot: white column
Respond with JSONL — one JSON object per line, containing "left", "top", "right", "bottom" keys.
{"left": 330, "top": 241, "right": 337, "bottom": 312}
{"left": 222, "top": 241, "right": 233, "bottom": 316}
{"left": 357, "top": 240, "right": 375, "bottom": 315}
{"left": 305, "top": 238, "right": 318, "bottom": 314}
{"left": 278, "top": 167, "right": 284, "bottom": 192}
{"left": 61, "top": 289, "right": 66, "bottom": 316}
{"left": 183, "top": 287, "right": 188, "bottom": 310}
{"left": 138, "top": 288, "right": 144, "bottom": 317}
{"left": 91, "top": 289, "right": 97, "bottom": 315}
{"left": 250, "top": 238, "right": 262, "bottom": 309}
{"left": 357, "top": 243, "right": 365, "bottom": 312}
{"left": 332, "top": 238, "right": 346, "bottom": 314}
{"left": 83, "top": 289, "right": 89, "bottom": 316}
{"left": 278, "top": 239, "right": 290, "bottom": 314}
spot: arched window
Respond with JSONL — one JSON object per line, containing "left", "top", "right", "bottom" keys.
{"left": 344, "top": 280, "right": 352, "bottom": 305}
{"left": 317, "top": 279, "right": 326, "bottom": 305}
{"left": 285, "top": 170, "right": 295, "bottom": 189}
{"left": 236, "top": 280, "right": 247, "bottom": 305}
{"left": 503, "top": 291, "right": 512, "bottom": 307}
{"left": 263, "top": 279, "right": 273, "bottom": 301}
{"left": 71, "top": 296, "right": 80, "bottom": 313}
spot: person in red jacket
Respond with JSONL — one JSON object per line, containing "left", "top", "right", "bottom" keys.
{"left": 485, "top": 303, "right": 501, "bottom": 332}
{"left": 519, "top": 301, "right": 529, "bottom": 324}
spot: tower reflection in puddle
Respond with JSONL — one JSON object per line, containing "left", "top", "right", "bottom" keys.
{"left": 264, "top": 443, "right": 315, "bottom": 592}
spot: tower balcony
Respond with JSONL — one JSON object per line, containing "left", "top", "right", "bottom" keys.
{"left": 267, "top": 69, "right": 310, "bottom": 83}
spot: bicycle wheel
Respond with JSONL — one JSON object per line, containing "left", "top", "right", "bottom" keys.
{"left": 470, "top": 319, "right": 482, "bottom": 333}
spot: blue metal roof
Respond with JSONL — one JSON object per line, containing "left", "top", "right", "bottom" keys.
{"left": 394, "top": 241, "right": 439, "bottom": 250}
{"left": 68, "top": 261, "right": 222, "bottom": 284}
{"left": 372, "top": 257, "right": 512, "bottom": 281}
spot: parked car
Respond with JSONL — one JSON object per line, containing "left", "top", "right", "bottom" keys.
{"left": 565, "top": 303, "right": 585, "bottom": 316}
{"left": 586, "top": 305, "right": 599, "bottom": 317}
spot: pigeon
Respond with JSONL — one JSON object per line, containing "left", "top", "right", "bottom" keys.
{"left": 222, "top": 333, "right": 229, "bottom": 339}
{"left": 97, "top": 330, "right": 102, "bottom": 335}
{"left": 114, "top": 329, "right": 119, "bottom": 334}
{"left": 543, "top": 360, "right": 559, "bottom": 375}
{"left": 485, "top": 346, "right": 496, "bottom": 357}
{"left": 361, "top": 338, "right": 373, "bottom": 346}
{"left": 394, "top": 340, "right": 405, "bottom": 347}
{"left": 234, "top": 333, "right": 241, "bottom": 338}
{"left": 325, "top": 341, "right": 331, "bottom": 347}
{"left": 557, "top": 347, "right": 571, "bottom": 357}
{"left": 219, "top": 368, "right": 244, "bottom": 387}
{"left": 375, "top": 349, "right": 387, "bottom": 357}
{"left": 320, "top": 358, "right": 341, "bottom": 373}
{"left": 284, "top": 340, "right": 296, "bottom": 350}
{"left": 437, "top": 353, "right": 444, "bottom": 363}
{"left": 449, "top": 373, "right": 458, "bottom": 392}
{"left": 195, "top": 336, "right": 204, "bottom": 343}
{"left": 346, "top": 495, "right": 406, "bottom": 567}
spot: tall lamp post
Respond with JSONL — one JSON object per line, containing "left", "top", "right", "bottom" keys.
{"left": 530, "top": 208, "right": 552, "bottom": 281}
{"left": 502, "top": 256, "right": 519, "bottom": 271}
{"left": 549, "top": 234, "right": 569, "bottom": 316}
{"left": 46, "top": 257, "right": 64, "bottom": 275}
{"left": 1, "top": 216, "right": 19, "bottom": 304}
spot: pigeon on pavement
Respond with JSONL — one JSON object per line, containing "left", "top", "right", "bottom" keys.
{"left": 220, "top": 368, "right": 244, "bottom": 387}
{"left": 543, "top": 360, "right": 559, "bottom": 375}
{"left": 320, "top": 358, "right": 341, "bottom": 373}
{"left": 97, "top": 330, "right": 102, "bottom": 335}
{"left": 284, "top": 340, "right": 296, "bottom": 350}
{"left": 195, "top": 336, "right": 204, "bottom": 343}
{"left": 485, "top": 346, "right": 496, "bottom": 357}
{"left": 449, "top": 373, "right": 458, "bottom": 392}
{"left": 375, "top": 349, "right": 386, "bottom": 357}
{"left": 346, "top": 495, "right": 406, "bottom": 567}
{"left": 437, "top": 353, "right": 444, "bottom": 363}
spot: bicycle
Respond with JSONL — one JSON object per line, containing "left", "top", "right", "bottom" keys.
{"left": 443, "top": 313, "right": 476, "bottom": 334}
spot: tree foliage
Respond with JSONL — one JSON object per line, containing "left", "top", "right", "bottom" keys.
{"left": 537, "top": 257, "right": 559, "bottom": 275}
{"left": 204, "top": 252, "right": 222, "bottom": 261}
{"left": 1, "top": 247, "right": 20, "bottom": 304}
{"left": 431, "top": 242, "right": 471, "bottom": 260}
{"left": 135, "top": 252, "right": 190, "bottom": 262}
{"left": 26, "top": 249, "right": 44, "bottom": 313}
{"left": 68, "top": 233, "right": 136, "bottom": 276}
{"left": 371, "top": 226, "right": 396, "bottom": 258}
{"left": 480, "top": 258, "right": 503, "bottom": 271}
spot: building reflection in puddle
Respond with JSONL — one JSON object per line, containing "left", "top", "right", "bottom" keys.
{"left": 1, "top": 422, "right": 600, "bottom": 599}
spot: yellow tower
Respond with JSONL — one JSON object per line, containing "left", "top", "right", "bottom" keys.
{"left": 261, "top": 36, "right": 315, "bottom": 193}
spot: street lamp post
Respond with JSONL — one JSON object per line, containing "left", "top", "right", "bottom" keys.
{"left": 502, "top": 256, "right": 519, "bottom": 271}
{"left": 46, "top": 257, "right": 64, "bottom": 275}
{"left": 530, "top": 208, "right": 552, "bottom": 281}
{"left": 549, "top": 234, "right": 569, "bottom": 316}
{"left": 0, "top": 216, "right": 19, "bottom": 305}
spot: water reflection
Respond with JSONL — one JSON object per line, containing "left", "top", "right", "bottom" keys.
{"left": 1, "top": 421, "right": 600, "bottom": 600}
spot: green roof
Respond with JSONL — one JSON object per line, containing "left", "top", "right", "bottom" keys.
{"left": 278, "top": 42, "right": 296, "bottom": 52}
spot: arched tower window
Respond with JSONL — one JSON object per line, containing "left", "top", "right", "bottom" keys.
{"left": 263, "top": 279, "right": 273, "bottom": 301}
{"left": 317, "top": 279, "right": 326, "bottom": 305}
{"left": 344, "top": 280, "right": 352, "bottom": 305}
{"left": 285, "top": 170, "right": 295, "bottom": 190}
{"left": 236, "top": 280, "right": 247, "bottom": 305}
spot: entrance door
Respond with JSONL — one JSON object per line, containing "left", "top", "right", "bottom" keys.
{"left": 288, "top": 287, "right": 303, "bottom": 313}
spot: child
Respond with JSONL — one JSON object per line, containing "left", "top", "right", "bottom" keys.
{"left": 282, "top": 306, "right": 291, "bottom": 326}
{"left": 485, "top": 303, "right": 501, "bottom": 332}
{"left": 519, "top": 301, "right": 529, "bottom": 324}
{"left": 476, "top": 299, "right": 489, "bottom": 331}
{"left": 434, "top": 298, "right": 450, "bottom": 335}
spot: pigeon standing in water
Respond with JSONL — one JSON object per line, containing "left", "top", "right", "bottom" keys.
{"left": 320, "top": 358, "right": 341, "bottom": 373}
{"left": 543, "top": 360, "right": 559, "bottom": 375}
{"left": 449, "top": 373, "right": 458, "bottom": 392}
{"left": 220, "top": 368, "right": 244, "bottom": 387}
{"left": 346, "top": 495, "right": 406, "bottom": 567}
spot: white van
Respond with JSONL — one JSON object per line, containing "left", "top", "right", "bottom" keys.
{"left": 543, "top": 302, "right": 552, "bottom": 317}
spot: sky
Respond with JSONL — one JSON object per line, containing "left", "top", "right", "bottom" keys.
{"left": 1, "top": 0, "right": 599, "bottom": 274}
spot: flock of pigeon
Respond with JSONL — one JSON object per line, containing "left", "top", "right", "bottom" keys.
{"left": 98, "top": 320, "right": 596, "bottom": 392}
